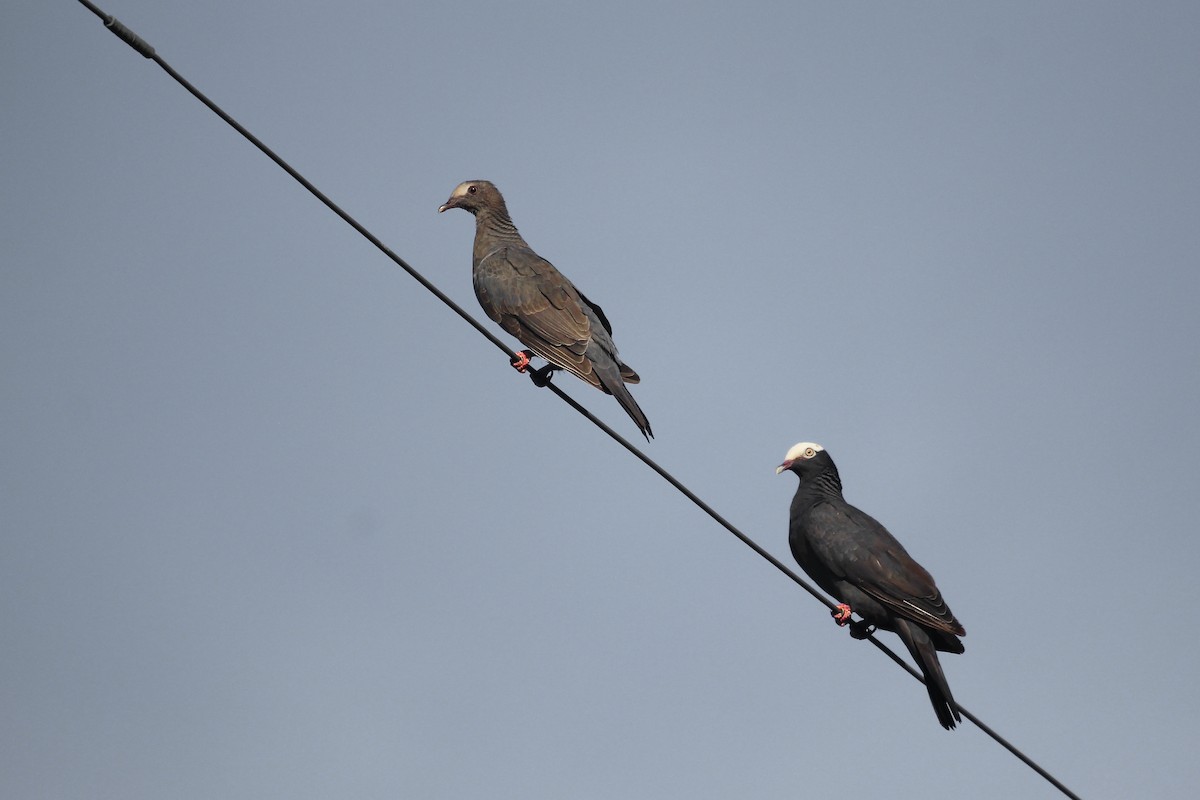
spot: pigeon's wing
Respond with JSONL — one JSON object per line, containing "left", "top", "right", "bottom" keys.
{"left": 806, "top": 503, "right": 964, "bottom": 637}
{"left": 576, "top": 289, "right": 613, "bottom": 336}
{"left": 577, "top": 290, "right": 640, "bottom": 384}
{"left": 475, "top": 246, "right": 600, "bottom": 386}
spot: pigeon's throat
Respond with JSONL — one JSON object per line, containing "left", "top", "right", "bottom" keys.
{"left": 475, "top": 209, "right": 522, "bottom": 239}
{"left": 804, "top": 471, "right": 844, "bottom": 499}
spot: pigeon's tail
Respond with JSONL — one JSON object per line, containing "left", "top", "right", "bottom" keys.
{"left": 593, "top": 358, "right": 653, "bottom": 441}
{"left": 896, "top": 618, "right": 961, "bottom": 730}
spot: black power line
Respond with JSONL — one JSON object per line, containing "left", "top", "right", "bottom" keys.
{"left": 73, "top": 3, "right": 1084, "bottom": 798}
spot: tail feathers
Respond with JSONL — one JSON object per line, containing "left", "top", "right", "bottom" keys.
{"left": 896, "top": 618, "right": 961, "bottom": 730}
{"left": 593, "top": 356, "right": 653, "bottom": 440}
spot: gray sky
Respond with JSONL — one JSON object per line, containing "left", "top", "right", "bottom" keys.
{"left": 4, "top": 2, "right": 1198, "bottom": 798}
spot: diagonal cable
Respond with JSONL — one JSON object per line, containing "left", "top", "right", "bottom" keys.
{"left": 73, "top": 4, "right": 1082, "bottom": 798}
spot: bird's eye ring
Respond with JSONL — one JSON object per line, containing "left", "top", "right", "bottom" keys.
{"left": 804, "top": 447, "right": 815, "bottom": 457}
{"left": 467, "top": 185, "right": 478, "bottom": 194}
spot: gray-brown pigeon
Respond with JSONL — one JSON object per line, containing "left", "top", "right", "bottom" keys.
{"left": 439, "top": 180, "right": 652, "bottom": 439}
{"left": 777, "top": 442, "right": 965, "bottom": 729}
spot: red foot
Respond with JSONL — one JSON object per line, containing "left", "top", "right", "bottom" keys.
{"left": 510, "top": 351, "right": 532, "bottom": 373}
{"left": 831, "top": 604, "right": 853, "bottom": 626}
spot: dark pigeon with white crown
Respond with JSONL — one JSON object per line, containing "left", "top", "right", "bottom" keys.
{"left": 778, "top": 442, "right": 965, "bottom": 729}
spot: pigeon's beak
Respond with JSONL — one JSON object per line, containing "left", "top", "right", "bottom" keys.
{"left": 437, "top": 200, "right": 454, "bottom": 213}
{"left": 775, "top": 460, "right": 793, "bottom": 475}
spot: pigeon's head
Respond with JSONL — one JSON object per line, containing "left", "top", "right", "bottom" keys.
{"left": 775, "top": 441, "right": 828, "bottom": 475}
{"left": 438, "top": 180, "right": 504, "bottom": 215}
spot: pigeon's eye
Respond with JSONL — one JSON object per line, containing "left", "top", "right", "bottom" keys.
{"left": 804, "top": 447, "right": 815, "bottom": 457}
{"left": 467, "top": 185, "right": 478, "bottom": 194}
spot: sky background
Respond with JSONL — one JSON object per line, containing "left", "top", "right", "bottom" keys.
{"left": 3, "top": 2, "right": 1198, "bottom": 798}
